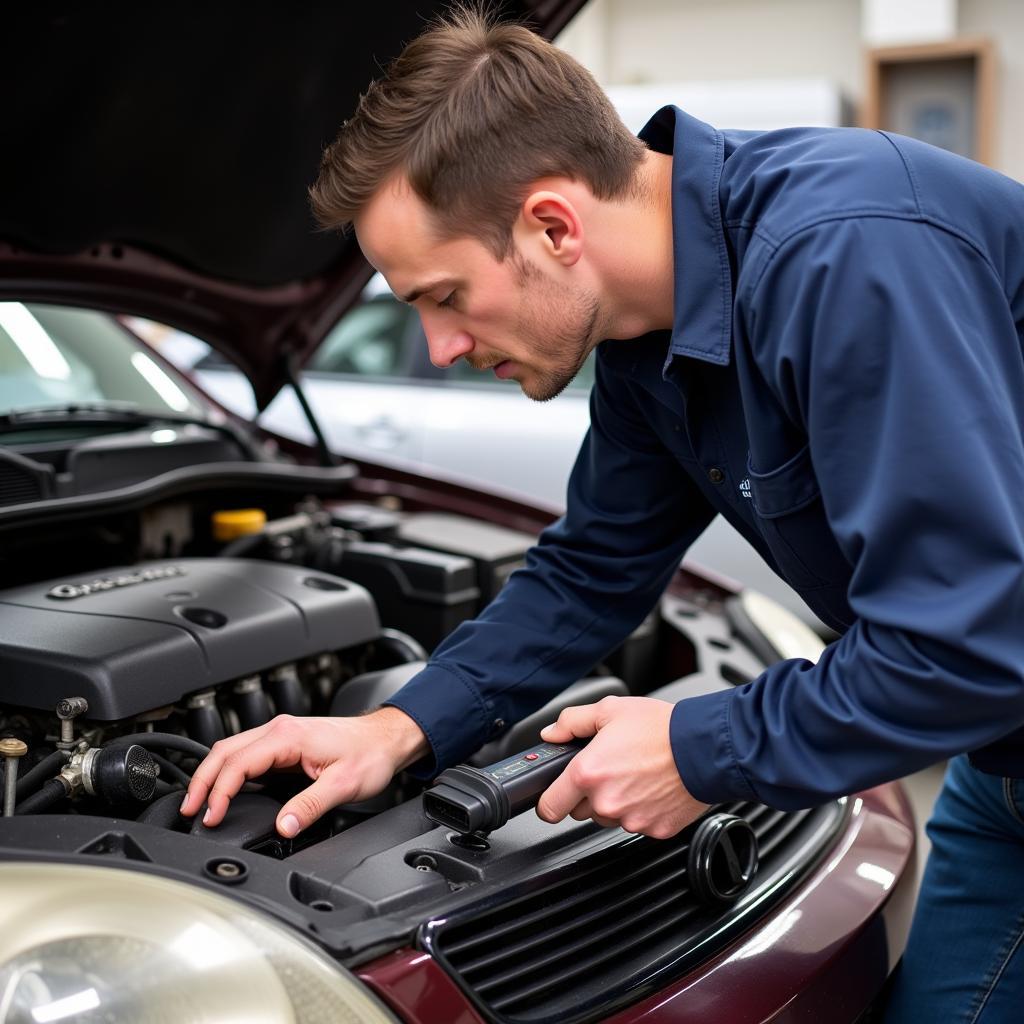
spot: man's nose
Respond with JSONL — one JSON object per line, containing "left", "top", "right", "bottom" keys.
{"left": 420, "top": 313, "right": 474, "bottom": 368}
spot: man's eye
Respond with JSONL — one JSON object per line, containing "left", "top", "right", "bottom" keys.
{"left": 438, "top": 291, "right": 457, "bottom": 309}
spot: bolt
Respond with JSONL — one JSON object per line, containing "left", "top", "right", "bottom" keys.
{"left": 56, "top": 697, "right": 89, "bottom": 750}
{"left": 1, "top": 738, "right": 28, "bottom": 817}
{"left": 214, "top": 861, "right": 242, "bottom": 879}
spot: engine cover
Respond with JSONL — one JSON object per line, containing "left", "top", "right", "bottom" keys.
{"left": 0, "top": 559, "right": 379, "bottom": 719}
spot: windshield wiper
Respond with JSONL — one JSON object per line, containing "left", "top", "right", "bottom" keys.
{"left": 0, "top": 403, "right": 259, "bottom": 457}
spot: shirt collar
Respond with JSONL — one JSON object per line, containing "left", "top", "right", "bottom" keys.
{"left": 639, "top": 106, "right": 733, "bottom": 366}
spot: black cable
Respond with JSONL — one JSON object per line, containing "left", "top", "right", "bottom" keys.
{"left": 150, "top": 752, "right": 191, "bottom": 787}
{"left": 14, "top": 750, "right": 70, "bottom": 801}
{"left": 14, "top": 778, "right": 67, "bottom": 814}
{"left": 106, "top": 733, "right": 210, "bottom": 761}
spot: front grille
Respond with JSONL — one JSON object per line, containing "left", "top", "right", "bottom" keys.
{"left": 0, "top": 451, "right": 54, "bottom": 508}
{"left": 425, "top": 799, "right": 847, "bottom": 1024}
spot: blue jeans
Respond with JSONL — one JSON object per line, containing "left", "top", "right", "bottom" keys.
{"left": 882, "top": 755, "right": 1024, "bottom": 1023}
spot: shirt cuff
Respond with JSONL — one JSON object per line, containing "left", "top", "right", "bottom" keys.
{"left": 383, "top": 661, "right": 501, "bottom": 779}
{"left": 670, "top": 690, "right": 759, "bottom": 805}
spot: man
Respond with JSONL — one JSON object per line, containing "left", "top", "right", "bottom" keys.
{"left": 181, "top": 8, "right": 1024, "bottom": 1020}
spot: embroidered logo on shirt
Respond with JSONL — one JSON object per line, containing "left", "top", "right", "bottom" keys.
{"left": 739, "top": 478, "right": 752, "bottom": 499}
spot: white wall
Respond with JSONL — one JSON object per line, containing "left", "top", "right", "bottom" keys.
{"left": 960, "top": 0, "right": 1024, "bottom": 178}
{"left": 605, "top": 0, "right": 862, "bottom": 102}
{"left": 559, "top": 0, "right": 1024, "bottom": 181}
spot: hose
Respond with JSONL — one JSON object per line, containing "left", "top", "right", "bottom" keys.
{"left": 14, "top": 777, "right": 67, "bottom": 815}
{"left": 219, "top": 532, "right": 265, "bottom": 558}
{"left": 14, "top": 750, "right": 70, "bottom": 801}
{"left": 377, "top": 628, "right": 429, "bottom": 664}
{"left": 137, "top": 790, "right": 191, "bottom": 830}
{"left": 106, "top": 733, "right": 211, "bottom": 762}
{"left": 150, "top": 752, "right": 191, "bottom": 788}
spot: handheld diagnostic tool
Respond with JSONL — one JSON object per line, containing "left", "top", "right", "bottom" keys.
{"left": 424, "top": 740, "right": 585, "bottom": 834}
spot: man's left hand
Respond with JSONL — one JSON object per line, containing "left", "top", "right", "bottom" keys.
{"left": 536, "top": 696, "right": 709, "bottom": 839}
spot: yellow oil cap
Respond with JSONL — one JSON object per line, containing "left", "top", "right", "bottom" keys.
{"left": 212, "top": 508, "right": 267, "bottom": 542}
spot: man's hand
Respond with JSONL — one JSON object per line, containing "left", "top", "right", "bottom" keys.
{"left": 536, "top": 696, "right": 709, "bottom": 839}
{"left": 179, "top": 707, "right": 428, "bottom": 838}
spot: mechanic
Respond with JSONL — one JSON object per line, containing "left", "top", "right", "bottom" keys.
{"left": 182, "top": 9, "right": 1024, "bottom": 1020}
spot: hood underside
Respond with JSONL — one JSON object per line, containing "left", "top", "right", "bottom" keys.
{"left": 2, "top": 2, "right": 585, "bottom": 409}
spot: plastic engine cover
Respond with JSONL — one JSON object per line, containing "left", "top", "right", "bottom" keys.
{"left": 0, "top": 559, "right": 379, "bottom": 719}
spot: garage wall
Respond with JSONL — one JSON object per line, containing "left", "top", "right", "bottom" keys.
{"left": 558, "top": 0, "right": 1024, "bottom": 181}
{"left": 605, "top": 0, "right": 861, "bottom": 100}
{"left": 960, "top": 0, "right": 1024, "bottom": 178}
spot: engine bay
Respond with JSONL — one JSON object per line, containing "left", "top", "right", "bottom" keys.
{"left": 0, "top": 491, "right": 807, "bottom": 969}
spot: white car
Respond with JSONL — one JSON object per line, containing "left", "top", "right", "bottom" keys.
{"left": 135, "top": 276, "right": 825, "bottom": 632}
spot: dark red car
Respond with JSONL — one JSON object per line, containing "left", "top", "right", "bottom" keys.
{"left": 0, "top": 4, "right": 914, "bottom": 1023}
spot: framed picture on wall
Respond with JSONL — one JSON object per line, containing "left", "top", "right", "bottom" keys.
{"left": 862, "top": 37, "right": 995, "bottom": 166}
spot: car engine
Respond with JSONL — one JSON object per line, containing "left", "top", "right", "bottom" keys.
{"left": 1, "top": 558, "right": 380, "bottom": 724}
{"left": 0, "top": 492, "right": 854, "bottom": 1024}
{"left": 0, "top": 500, "right": 663, "bottom": 835}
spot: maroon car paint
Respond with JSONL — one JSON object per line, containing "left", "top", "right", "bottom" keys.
{"left": 358, "top": 951, "right": 489, "bottom": 1024}
{"left": 357, "top": 783, "right": 916, "bottom": 1024}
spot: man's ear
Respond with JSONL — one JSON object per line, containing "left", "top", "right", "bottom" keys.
{"left": 518, "top": 190, "right": 583, "bottom": 267}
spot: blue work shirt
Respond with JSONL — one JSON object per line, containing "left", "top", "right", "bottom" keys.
{"left": 387, "top": 107, "right": 1024, "bottom": 809}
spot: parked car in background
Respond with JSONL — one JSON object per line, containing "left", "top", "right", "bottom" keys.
{"left": 128, "top": 273, "right": 594, "bottom": 509}
{"left": 136, "top": 275, "right": 827, "bottom": 631}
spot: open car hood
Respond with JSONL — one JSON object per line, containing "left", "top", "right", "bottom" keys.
{"left": 1, "top": 2, "right": 585, "bottom": 410}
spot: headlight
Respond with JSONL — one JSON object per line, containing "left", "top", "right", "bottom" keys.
{"left": 0, "top": 863, "right": 397, "bottom": 1023}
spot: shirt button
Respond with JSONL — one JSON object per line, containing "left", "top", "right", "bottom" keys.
{"left": 493, "top": 718, "right": 506, "bottom": 732}
{"left": 708, "top": 467, "right": 725, "bottom": 484}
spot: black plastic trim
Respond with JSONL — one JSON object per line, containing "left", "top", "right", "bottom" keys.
{"left": 0, "top": 460, "right": 357, "bottom": 531}
{"left": 420, "top": 798, "right": 850, "bottom": 1024}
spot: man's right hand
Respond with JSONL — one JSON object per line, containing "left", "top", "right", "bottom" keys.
{"left": 179, "top": 706, "right": 429, "bottom": 838}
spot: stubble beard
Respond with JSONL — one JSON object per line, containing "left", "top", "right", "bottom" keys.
{"left": 512, "top": 254, "right": 601, "bottom": 403}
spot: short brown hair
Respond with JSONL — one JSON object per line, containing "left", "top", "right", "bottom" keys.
{"left": 309, "top": 5, "right": 647, "bottom": 258}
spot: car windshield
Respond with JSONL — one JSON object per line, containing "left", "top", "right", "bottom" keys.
{"left": 0, "top": 302, "right": 205, "bottom": 419}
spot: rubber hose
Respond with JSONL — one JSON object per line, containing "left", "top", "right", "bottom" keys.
{"left": 150, "top": 752, "right": 191, "bottom": 788}
{"left": 106, "top": 733, "right": 211, "bottom": 761}
{"left": 14, "top": 750, "right": 70, "bottom": 801}
{"left": 137, "top": 790, "right": 191, "bottom": 830}
{"left": 219, "top": 532, "right": 265, "bottom": 558}
{"left": 377, "top": 628, "right": 429, "bottom": 663}
{"left": 267, "top": 672, "right": 310, "bottom": 717}
{"left": 233, "top": 687, "right": 272, "bottom": 731}
{"left": 14, "top": 777, "right": 67, "bottom": 815}
{"left": 186, "top": 703, "right": 226, "bottom": 749}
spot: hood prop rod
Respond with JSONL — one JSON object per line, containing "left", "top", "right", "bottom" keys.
{"left": 284, "top": 351, "right": 336, "bottom": 468}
